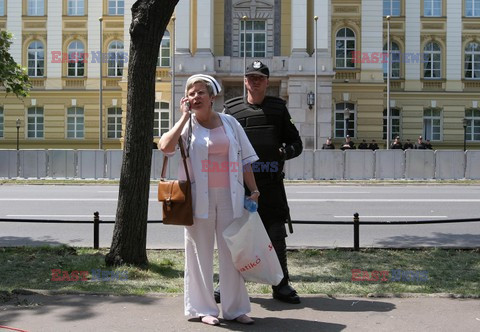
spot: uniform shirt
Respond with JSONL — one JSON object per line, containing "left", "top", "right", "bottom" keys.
{"left": 166, "top": 113, "right": 258, "bottom": 219}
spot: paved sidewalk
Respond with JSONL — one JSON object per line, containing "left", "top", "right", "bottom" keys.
{"left": 1, "top": 293, "right": 479, "bottom": 332}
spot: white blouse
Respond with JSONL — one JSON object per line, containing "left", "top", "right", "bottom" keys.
{"left": 166, "top": 113, "right": 258, "bottom": 219}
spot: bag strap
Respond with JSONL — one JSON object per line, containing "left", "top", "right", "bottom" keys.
{"left": 161, "top": 136, "right": 191, "bottom": 183}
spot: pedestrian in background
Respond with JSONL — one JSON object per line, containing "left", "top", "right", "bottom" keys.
{"left": 369, "top": 139, "right": 379, "bottom": 150}
{"left": 415, "top": 136, "right": 427, "bottom": 149}
{"left": 403, "top": 139, "right": 414, "bottom": 150}
{"left": 341, "top": 135, "right": 355, "bottom": 150}
{"left": 425, "top": 139, "right": 433, "bottom": 150}
{"left": 358, "top": 139, "right": 369, "bottom": 149}
{"left": 390, "top": 136, "right": 403, "bottom": 150}
{"left": 322, "top": 137, "right": 335, "bottom": 149}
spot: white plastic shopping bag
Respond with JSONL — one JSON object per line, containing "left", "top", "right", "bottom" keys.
{"left": 223, "top": 210, "right": 284, "bottom": 285}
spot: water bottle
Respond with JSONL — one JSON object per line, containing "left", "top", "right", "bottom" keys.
{"left": 244, "top": 196, "right": 258, "bottom": 213}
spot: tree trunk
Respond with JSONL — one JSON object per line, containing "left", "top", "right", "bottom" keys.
{"left": 106, "top": 0, "right": 178, "bottom": 267}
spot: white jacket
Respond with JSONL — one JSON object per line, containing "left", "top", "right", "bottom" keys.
{"left": 167, "top": 113, "right": 258, "bottom": 219}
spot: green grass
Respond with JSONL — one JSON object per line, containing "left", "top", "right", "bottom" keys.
{"left": 0, "top": 246, "right": 479, "bottom": 297}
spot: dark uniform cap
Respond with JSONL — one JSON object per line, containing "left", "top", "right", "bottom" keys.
{"left": 246, "top": 61, "right": 270, "bottom": 77}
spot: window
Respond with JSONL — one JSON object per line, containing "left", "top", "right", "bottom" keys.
{"left": 383, "top": 0, "right": 400, "bottom": 16}
{"left": 466, "top": 0, "right": 480, "bottom": 17}
{"left": 108, "top": 41, "right": 124, "bottom": 77}
{"left": 383, "top": 42, "right": 400, "bottom": 78}
{"left": 107, "top": 107, "right": 122, "bottom": 139}
{"left": 154, "top": 102, "right": 170, "bottom": 137}
{"left": 334, "top": 102, "right": 356, "bottom": 138}
{"left": 335, "top": 28, "right": 356, "bottom": 68}
{"left": 383, "top": 108, "right": 401, "bottom": 140}
{"left": 157, "top": 31, "right": 170, "bottom": 67}
{"left": 423, "top": 108, "right": 442, "bottom": 141}
{"left": 108, "top": 0, "right": 124, "bottom": 15}
{"left": 68, "top": 0, "right": 84, "bottom": 16}
{"left": 28, "top": 41, "right": 45, "bottom": 77}
{"left": 424, "top": 0, "right": 441, "bottom": 16}
{"left": 240, "top": 20, "right": 266, "bottom": 58}
{"left": 27, "top": 107, "right": 44, "bottom": 139}
{"left": 27, "top": 0, "right": 44, "bottom": 16}
{"left": 465, "top": 42, "right": 480, "bottom": 79}
{"left": 465, "top": 108, "right": 480, "bottom": 141}
{"left": 423, "top": 42, "right": 441, "bottom": 79}
{"left": 67, "top": 41, "right": 85, "bottom": 77}
{"left": 0, "top": 0, "right": 4, "bottom": 16}
{"left": 0, "top": 107, "right": 3, "bottom": 138}
{"left": 67, "top": 107, "right": 84, "bottom": 139}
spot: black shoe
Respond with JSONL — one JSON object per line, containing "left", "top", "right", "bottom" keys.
{"left": 272, "top": 284, "right": 301, "bottom": 304}
{"left": 214, "top": 287, "right": 221, "bottom": 304}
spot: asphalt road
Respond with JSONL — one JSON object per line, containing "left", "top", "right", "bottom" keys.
{"left": 1, "top": 184, "right": 480, "bottom": 249}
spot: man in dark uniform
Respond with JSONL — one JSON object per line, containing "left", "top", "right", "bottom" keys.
{"left": 223, "top": 60, "right": 303, "bottom": 304}
{"left": 322, "top": 137, "right": 335, "bottom": 149}
{"left": 369, "top": 139, "right": 379, "bottom": 150}
{"left": 358, "top": 139, "right": 369, "bottom": 149}
{"left": 390, "top": 136, "right": 403, "bottom": 149}
{"left": 340, "top": 135, "right": 355, "bottom": 150}
{"left": 403, "top": 139, "right": 414, "bottom": 150}
{"left": 415, "top": 136, "right": 427, "bottom": 149}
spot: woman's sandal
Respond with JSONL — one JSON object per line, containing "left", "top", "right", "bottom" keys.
{"left": 235, "top": 314, "right": 254, "bottom": 325}
{"left": 200, "top": 315, "right": 220, "bottom": 326}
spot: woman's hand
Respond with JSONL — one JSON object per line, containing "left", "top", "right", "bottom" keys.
{"left": 180, "top": 97, "right": 191, "bottom": 117}
{"left": 248, "top": 190, "right": 260, "bottom": 203}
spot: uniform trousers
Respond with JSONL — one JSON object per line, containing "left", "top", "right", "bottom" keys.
{"left": 184, "top": 187, "right": 251, "bottom": 320}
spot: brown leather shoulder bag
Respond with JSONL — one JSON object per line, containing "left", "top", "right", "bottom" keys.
{"left": 158, "top": 137, "right": 193, "bottom": 226}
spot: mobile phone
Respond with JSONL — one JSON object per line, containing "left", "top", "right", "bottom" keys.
{"left": 185, "top": 101, "right": 190, "bottom": 110}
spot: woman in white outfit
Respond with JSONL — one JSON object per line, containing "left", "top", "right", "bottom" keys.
{"left": 158, "top": 74, "right": 259, "bottom": 326}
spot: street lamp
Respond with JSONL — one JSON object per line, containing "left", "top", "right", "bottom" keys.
{"left": 16, "top": 118, "right": 21, "bottom": 150}
{"left": 307, "top": 91, "right": 315, "bottom": 110}
{"left": 463, "top": 118, "right": 468, "bottom": 151}
{"left": 99, "top": 17, "right": 104, "bottom": 150}
{"left": 242, "top": 15, "right": 247, "bottom": 98}
{"left": 386, "top": 15, "right": 391, "bottom": 150}
{"left": 344, "top": 108, "right": 351, "bottom": 138}
{"left": 171, "top": 16, "right": 176, "bottom": 127}
{"left": 314, "top": 15, "right": 318, "bottom": 151}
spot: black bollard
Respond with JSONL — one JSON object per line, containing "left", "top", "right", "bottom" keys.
{"left": 353, "top": 213, "right": 359, "bottom": 251}
{"left": 94, "top": 211, "right": 100, "bottom": 249}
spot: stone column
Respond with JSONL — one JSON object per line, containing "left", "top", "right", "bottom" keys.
{"left": 46, "top": 0, "right": 63, "bottom": 89}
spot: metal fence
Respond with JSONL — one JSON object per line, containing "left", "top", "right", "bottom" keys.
{"left": 1, "top": 149, "right": 480, "bottom": 180}
{"left": 1, "top": 213, "right": 479, "bottom": 250}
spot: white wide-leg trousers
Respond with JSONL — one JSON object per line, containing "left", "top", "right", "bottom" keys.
{"left": 184, "top": 187, "right": 251, "bottom": 320}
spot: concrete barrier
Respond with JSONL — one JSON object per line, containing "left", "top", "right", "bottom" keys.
{"left": 0, "top": 150, "right": 17, "bottom": 178}
{"left": 465, "top": 150, "right": 480, "bottom": 179}
{"left": 19, "top": 150, "right": 47, "bottom": 179}
{"left": 1, "top": 148, "right": 478, "bottom": 180}
{"left": 48, "top": 149, "right": 76, "bottom": 178}
{"left": 375, "top": 150, "right": 405, "bottom": 179}
{"left": 151, "top": 149, "right": 163, "bottom": 179}
{"left": 286, "top": 149, "right": 313, "bottom": 180}
{"left": 314, "top": 150, "right": 344, "bottom": 180}
{"left": 345, "top": 150, "right": 375, "bottom": 180}
{"left": 106, "top": 150, "right": 123, "bottom": 179}
{"left": 435, "top": 150, "right": 466, "bottom": 180}
{"left": 77, "top": 150, "right": 105, "bottom": 179}
{"left": 405, "top": 150, "right": 435, "bottom": 179}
